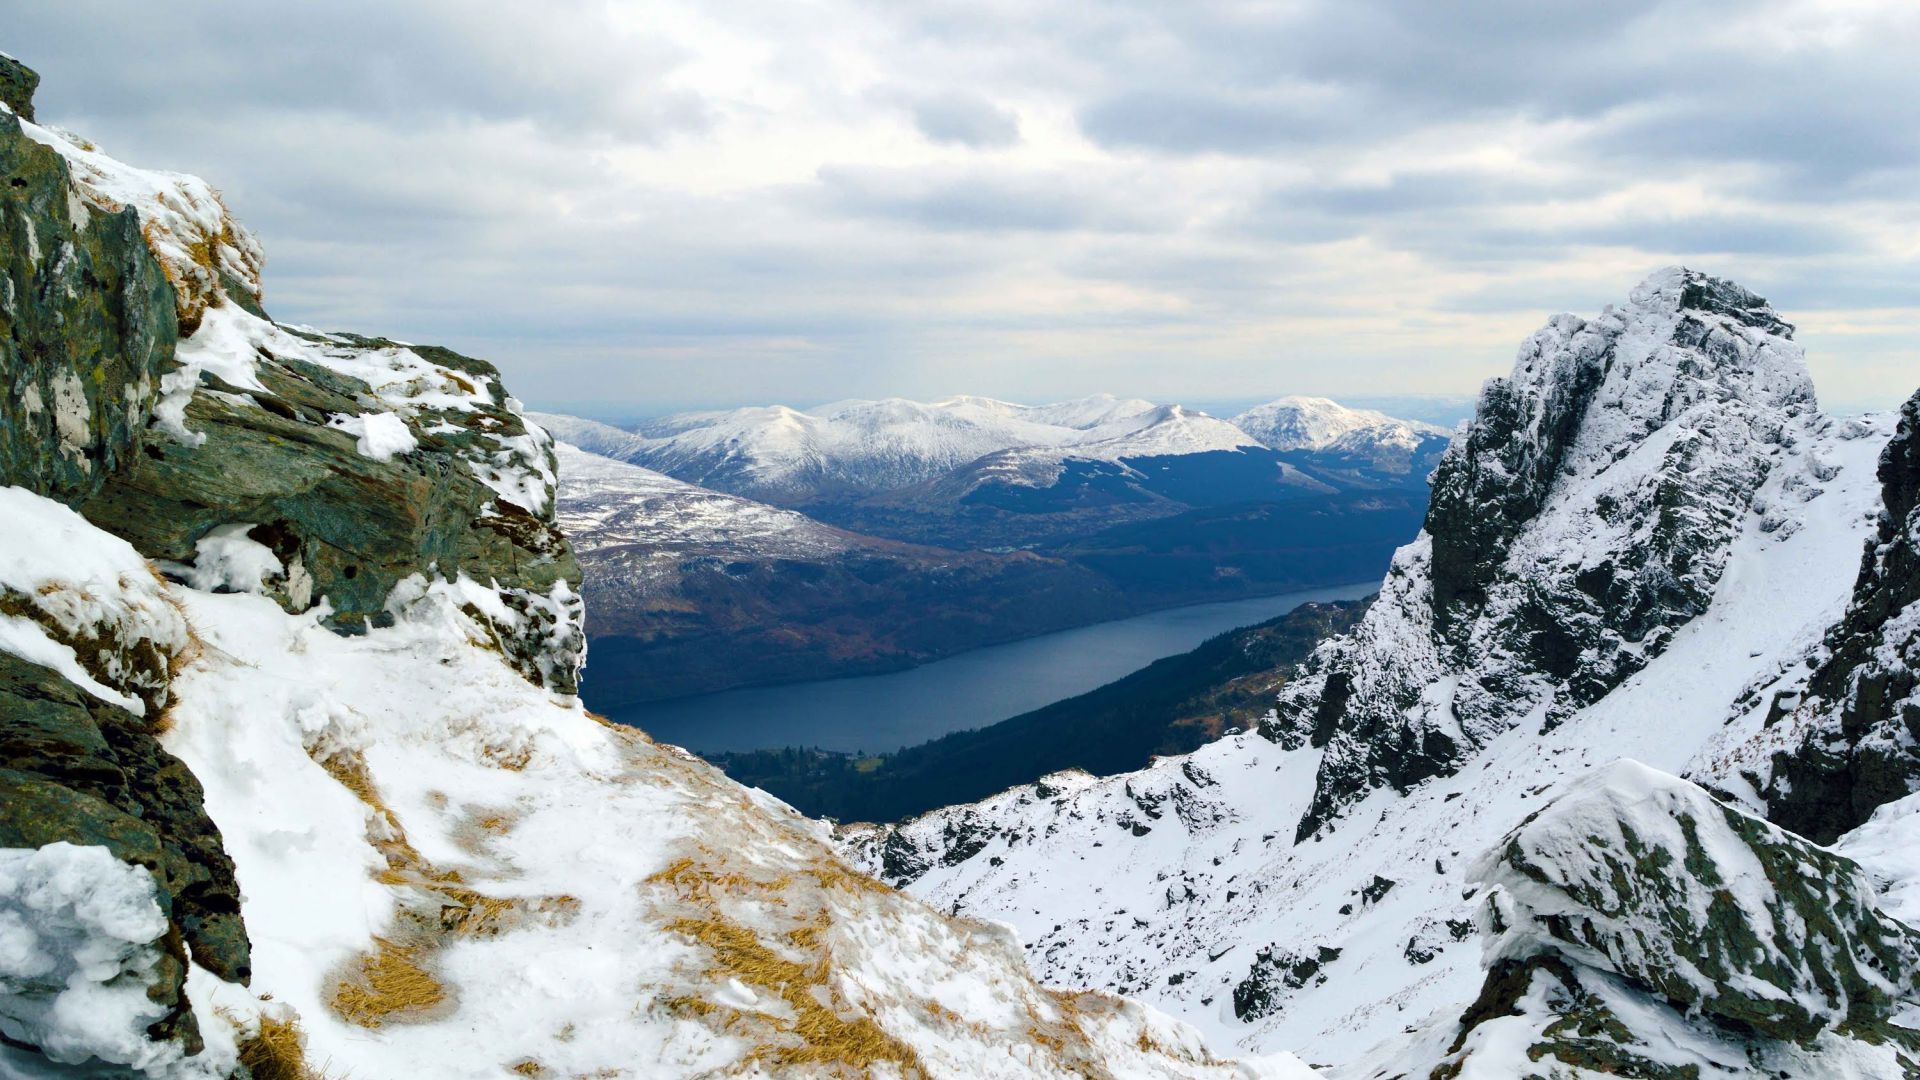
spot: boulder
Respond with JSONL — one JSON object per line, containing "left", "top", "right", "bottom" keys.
{"left": 1477, "top": 762, "right": 1920, "bottom": 1046}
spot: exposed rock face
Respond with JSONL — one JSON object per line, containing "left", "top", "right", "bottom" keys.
{"left": 80, "top": 312, "right": 586, "bottom": 694}
{"left": 1424, "top": 761, "right": 1920, "bottom": 1077}
{"left": 1269, "top": 268, "right": 1818, "bottom": 839}
{"left": 0, "top": 53, "right": 36, "bottom": 121}
{"left": 4, "top": 55, "right": 583, "bottom": 698}
{"left": 0, "top": 656, "right": 247, "bottom": 1036}
{"left": 0, "top": 487, "right": 251, "bottom": 1063}
{"left": 1, "top": 101, "right": 175, "bottom": 504}
{"left": 1744, "top": 391, "right": 1920, "bottom": 843}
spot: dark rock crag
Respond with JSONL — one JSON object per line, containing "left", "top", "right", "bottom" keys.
{"left": 1268, "top": 269, "right": 1818, "bottom": 841}
{"left": 1753, "top": 390, "right": 1920, "bottom": 843}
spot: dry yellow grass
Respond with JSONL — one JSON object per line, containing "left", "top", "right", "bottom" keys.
{"left": 480, "top": 741, "right": 535, "bottom": 771}
{"left": 312, "top": 748, "right": 576, "bottom": 1029}
{"left": 647, "top": 855, "right": 788, "bottom": 901}
{"left": 648, "top": 851, "right": 929, "bottom": 1076}
{"left": 663, "top": 911, "right": 924, "bottom": 1077}
{"left": 235, "top": 1011, "right": 334, "bottom": 1080}
{"left": 328, "top": 936, "right": 446, "bottom": 1029}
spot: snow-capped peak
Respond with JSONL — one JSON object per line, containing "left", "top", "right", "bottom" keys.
{"left": 1233, "top": 396, "right": 1447, "bottom": 452}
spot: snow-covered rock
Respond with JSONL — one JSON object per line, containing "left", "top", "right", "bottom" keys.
{"left": 1380, "top": 761, "right": 1920, "bottom": 1079}
{"left": 19, "top": 111, "right": 263, "bottom": 335}
{"left": 1275, "top": 268, "right": 1822, "bottom": 840}
{"left": 0, "top": 843, "right": 232, "bottom": 1079}
{"left": 0, "top": 486, "right": 188, "bottom": 718}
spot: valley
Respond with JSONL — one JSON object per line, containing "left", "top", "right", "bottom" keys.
{"left": 706, "top": 596, "right": 1370, "bottom": 823}
{"left": 546, "top": 395, "right": 1443, "bottom": 703}
{"left": 605, "top": 581, "right": 1375, "bottom": 756}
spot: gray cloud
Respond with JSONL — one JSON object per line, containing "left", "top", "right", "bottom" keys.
{"left": 906, "top": 91, "right": 1021, "bottom": 147}
{"left": 3, "top": 0, "right": 1914, "bottom": 414}
{"left": 1078, "top": 86, "right": 1361, "bottom": 154}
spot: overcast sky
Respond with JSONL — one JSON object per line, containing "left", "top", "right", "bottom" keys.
{"left": 11, "top": 1, "right": 1917, "bottom": 415}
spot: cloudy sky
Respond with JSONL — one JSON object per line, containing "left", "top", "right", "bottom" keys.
{"left": 12, "top": 1, "right": 1917, "bottom": 416}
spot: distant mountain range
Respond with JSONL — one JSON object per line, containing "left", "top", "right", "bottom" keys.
{"left": 539, "top": 395, "right": 1446, "bottom": 703}
{"left": 537, "top": 394, "right": 1447, "bottom": 509}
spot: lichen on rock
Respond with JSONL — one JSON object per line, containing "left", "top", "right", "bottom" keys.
{"left": 1426, "top": 760, "right": 1920, "bottom": 1077}
{"left": 1, "top": 95, "right": 175, "bottom": 504}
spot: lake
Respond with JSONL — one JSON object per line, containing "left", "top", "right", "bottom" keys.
{"left": 607, "top": 580, "right": 1378, "bottom": 754}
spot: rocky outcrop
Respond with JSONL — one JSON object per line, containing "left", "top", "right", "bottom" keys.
{"left": 0, "top": 487, "right": 249, "bottom": 1064}
{"left": 1742, "top": 391, "right": 1920, "bottom": 843}
{"left": 0, "top": 53, "right": 582, "bottom": 1075}
{"left": 79, "top": 313, "right": 586, "bottom": 694}
{"left": 1269, "top": 269, "right": 1818, "bottom": 839}
{"left": 1422, "top": 761, "right": 1920, "bottom": 1077}
{"left": 2, "top": 93, "right": 175, "bottom": 504}
{"left": 0, "top": 53, "right": 36, "bottom": 121}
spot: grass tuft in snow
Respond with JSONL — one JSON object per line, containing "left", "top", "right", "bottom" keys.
{"left": 663, "top": 910, "right": 927, "bottom": 1075}
{"left": 327, "top": 936, "right": 447, "bottom": 1029}
{"left": 650, "top": 855, "right": 927, "bottom": 1076}
{"left": 315, "top": 746, "right": 579, "bottom": 1028}
{"left": 235, "top": 1010, "right": 335, "bottom": 1080}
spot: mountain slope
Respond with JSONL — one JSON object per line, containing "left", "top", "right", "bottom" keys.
{"left": 1702, "top": 389, "right": 1920, "bottom": 843}
{"left": 840, "top": 269, "right": 1912, "bottom": 1072}
{"left": 0, "top": 55, "right": 1289, "bottom": 1080}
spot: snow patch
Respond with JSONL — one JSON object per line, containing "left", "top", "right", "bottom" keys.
{"left": 326, "top": 410, "right": 417, "bottom": 461}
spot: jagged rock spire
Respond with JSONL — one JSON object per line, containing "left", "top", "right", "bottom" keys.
{"left": 1271, "top": 268, "right": 1818, "bottom": 839}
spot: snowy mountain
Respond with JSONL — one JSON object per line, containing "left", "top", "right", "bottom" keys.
{"left": 1232, "top": 396, "right": 1449, "bottom": 453}
{"left": 534, "top": 393, "right": 1177, "bottom": 503}
{"left": 0, "top": 56, "right": 1300, "bottom": 1079}
{"left": 931, "top": 403, "right": 1264, "bottom": 496}
{"left": 536, "top": 394, "right": 1443, "bottom": 511}
{"left": 841, "top": 269, "right": 1920, "bottom": 1074}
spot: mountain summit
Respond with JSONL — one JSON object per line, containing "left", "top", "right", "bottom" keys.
{"left": 1276, "top": 266, "right": 1821, "bottom": 839}
{"left": 845, "top": 267, "right": 1918, "bottom": 1074}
